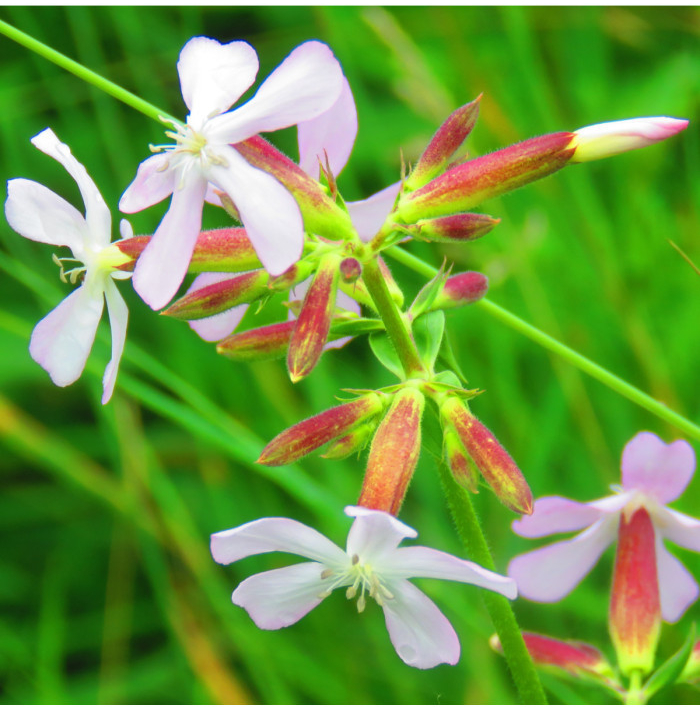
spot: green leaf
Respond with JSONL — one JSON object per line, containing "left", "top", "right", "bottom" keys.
{"left": 436, "top": 329, "right": 468, "bottom": 383}
{"left": 413, "top": 310, "right": 445, "bottom": 370}
{"left": 329, "top": 317, "right": 385, "bottom": 338}
{"left": 369, "top": 332, "right": 404, "bottom": 378}
{"left": 433, "top": 370, "right": 463, "bottom": 388}
{"left": 643, "top": 623, "right": 696, "bottom": 701}
{"left": 408, "top": 263, "right": 448, "bottom": 319}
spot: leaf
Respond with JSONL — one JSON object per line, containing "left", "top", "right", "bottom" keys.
{"left": 643, "top": 623, "right": 696, "bottom": 701}
{"left": 408, "top": 262, "right": 448, "bottom": 319}
{"left": 329, "top": 317, "right": 385, "bottom": 338}
{"left": 369, "top": 332, "right": 404, "bottom": 378}
{"left": 412, "top": 310, "right": 445, "bottom": 370}
{"left": 436, "top": 329, "right": 468, "bottom": 383}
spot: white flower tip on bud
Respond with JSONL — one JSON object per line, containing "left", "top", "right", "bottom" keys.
{"left": 569, "top": 116, "right": 689, "bottom": 163}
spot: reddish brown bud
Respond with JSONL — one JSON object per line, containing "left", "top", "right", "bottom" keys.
{"left": 403, "top": 213, "right": 500, "bottom": 243}
{"left": 358, "top": 388, "right": 425, "bottom": 515}
{"left": 398, "top": 132, "right": 575, "bottom": 222}
{"left": 431, "top": 271, "right": 489, "bottom": 311}
{"left": 216, "top": 321, "right": 295, "bottom": 362}
{"left": 406, "top": 96, "right": 481, "bottom": 190}
{"left": 339, "top": 257, "right": 362, "bottom": 284}
{"left": 443, "top": 428, "right": 480, "bottom": 493}
{"left": 258, "top": 393, "right": 385, "bottom": 466}
{"left": 610, "top": 507, "right": 661, "bottom": 676}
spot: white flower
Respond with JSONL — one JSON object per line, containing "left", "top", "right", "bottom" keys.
{"left": 211, "top": 505, "right": 516, "bottom": 669}
{"left": 120, "top": 37, "right": 344, "bottom": 310}
{"left": 5, "top": 128, "right": 131, "bottom": 404}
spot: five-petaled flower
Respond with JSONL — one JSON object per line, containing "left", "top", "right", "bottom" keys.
{"left": 120, "top": 37, "right": 344, "bottom": 310}
{"left": 5, "top": 128, "right": 132, "bottom": 404}
{"left": 211, "top": 505, "right": 516, "bottom": 669}
{"left": 508, "top": 432, "right": 699, "bottom": 623}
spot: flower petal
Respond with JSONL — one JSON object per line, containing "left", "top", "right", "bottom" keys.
{"left": 508, "top": 517, "right": 617, "bottom": 603}
{"left": 655, "top": 538, "right": 699, "bottom": 622}
{"left": 132, "top": 176, "right": 207, "bottom": 310}
{"left": 655, "top": 507, "right": 700, "bottom": 553}
{"left": 101, "top": 278, "right": 128, "bottom": 404}
{"left": 621, "top": 431, "right": 696, "bottom": 504}
{"left": 178, "top": 37, "right": 259, "bottom": 128}
{"left": 210, "top": 41, "right": 343, "bottom": 144}
{"left": 512, "top": 495, "right": 603, "bottom": 539}
{"left": 345, "top": 506, "right": 417, "bottom": 563}
{"left": 347, "top": 182, "right": 401, "bottom": 242}
{"left": 381, "top": 579, "right": 460, "bottom": 668}
{"left": 119, "top": 153, "right": 175, "bottom": 213}
{"left": 297, "top": 76, "right": 357, "bottom": 180}
{"left": 209, "top": 146, "right": 303, "bottom": 276}
{"left": 211, "top": 516, "right": 347, "bottom": 568}
{"left": 231, "top": 562, "right": 329, "bottom": 630}
{"left": 29, "top": 283, "right": 104, "bottom": 387}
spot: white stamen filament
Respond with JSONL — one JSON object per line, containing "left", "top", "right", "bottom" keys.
{"left": 319, "top": 556, "right": 395, "bottom": 613}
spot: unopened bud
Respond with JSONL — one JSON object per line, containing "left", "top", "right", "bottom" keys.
{"left": 431, "top": 271, "right": 489, "bottom": 311}
{"left": 217, "top": 320, "right": 294, "bottom": 362}
{"left": 321, "top": 420, "right": 378, "bottom": 460}
{"left": 443, "top": 428, "right": 479, "bottom": 493}
{"left": 403, "top": 213, "right": 500, "bottom": 243}
{"left": 258, "top": 393, "right": 385, "bottom": 466}
{"left": 340, "top": 257, "right": 362, "bottom": 284}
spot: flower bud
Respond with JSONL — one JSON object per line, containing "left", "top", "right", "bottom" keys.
{"left": 443, "top": 428, "right": 479, "bottom": 493}
{"left": 440, "top": 397, "right": 532, "bottom": 514}
{"left": 405, "top": 96, "right": 481, "bottom": 190}
{"left": 569, "top": 117, "right": 689, "bottom": 163}
{"left": 258, "top": 393, "right": 385, "bottom": 466}
{"left": 162, "top": 270, "right": 269, "bottom": 320}
{"left": 609, "top": 507, "right": 661, "bottom": 677}
{"left": 403, "top": 213, "right": 500, "bottom": 243}
{"left": 321, "top": 420, "right": 377, "bottom": 460}
{"left": 340, "top": 257, "right": 362, "bottom": 284}
{"left": 287, "top": 255, "right": 341, "bottom": 383}
{"left": 268, "top": 261, "right": 313, "bottom": 292}
{"left": 217, "top": 321, "right": 295, "bottom": 362}
{"left": 397, "top": 132, "right": 575, "bottom": 223}
{"left": 431, "top": 271, "right": 489, "bottom": 311}
{"left": 358, "top": 387, "right": 425, "bottom": 515}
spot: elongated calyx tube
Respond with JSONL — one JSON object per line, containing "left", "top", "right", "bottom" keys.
{"left": 217, "top": 321, "right": 295, "bottom": 362}
{"left": 430, "top": 271, "right": 489, "bottom": 311}
{"left": 402, "top": 213, "right": 500, "bottom": 243}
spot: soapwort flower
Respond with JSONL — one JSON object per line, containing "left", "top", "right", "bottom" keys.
{"left": 508, "top": 432, "right": 699, "bottom": 623}
{"left": 211, "top": 506, "right": 516, "bottom": 669}
{"left": 5, "top": 128, "right": 131, "bottom": 404}
{"left": 120, "top": 37, "right": 344, "bottom": 309}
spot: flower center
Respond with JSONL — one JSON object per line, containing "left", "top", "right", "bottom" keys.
{"left": 52, "top": 253, "right": 86, "bottom": 284}
{"left": 319, "top": 554, "right": 395, "bottom": 613}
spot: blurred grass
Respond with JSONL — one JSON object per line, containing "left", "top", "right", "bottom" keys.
{"left": 0, "top": 6, "right": 698, "bottom": 704}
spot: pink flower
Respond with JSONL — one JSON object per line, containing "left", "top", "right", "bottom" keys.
{"left": 508, "top": 432, "right": 699, "bottom": 622}
{"left": 5, "top": 128, "right": 131, "bottom": 404}
{"left": 211, "top": 506, "right": 516, "bottom": 669}
{"left": 120, "top": 37, "right": 345, "bottom": 310}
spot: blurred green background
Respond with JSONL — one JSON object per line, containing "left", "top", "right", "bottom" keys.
{"left": 0, "top": 6, "right": 698, "bottom": 704}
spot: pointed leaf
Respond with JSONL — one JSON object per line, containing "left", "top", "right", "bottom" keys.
{"left": 643, "top": 624, "right": 696, "bottom": 700}
{"left": 369, "top": 332, "right": 404, "bottom": 379}
{"left": 413, "top": 310, "right": 445, "bottom": 370}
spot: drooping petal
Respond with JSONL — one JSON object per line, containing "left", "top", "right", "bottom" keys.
{"left": 381, "top": 579, "right": 460, "bottom": 669}
{"left": 208, "top": 146, "right": 303, "bottom": 276}
{"left": 210, "top": 41, "right": 343, "bottom": 144}
{"left": 345, "top": 506, "right": 417, "bottom": 563}
{"left": 512, "top": 495, "right": 603, "bottom": 539}
{"left": 185, "top": 274, "right": 249, "bottom": 341}
{"left": 178, "top": 37, "right": 259, "bottom": 128}
{"left": 231, "top": 562, "right": 329, "bottom": 630}
{"left": 29, "top": 284, "right": 104, "bottom": 388}
{"left": 119, "top": 153, "right": 176, "bottom": 214}
{"left": 31, "top": 128, "right": 111, "bottom": 248}
{"left": 655, "top": 507, "right": 700, "bottom": 553}
{"left": 211, "top": 516, "right": 347, "bottom": 568}
{"left": 132, "top": 176, "right": 207, "bottom": 310}
{"left": 655, "top": 538, "right": 699, "bottom": 623}
{"left": 382, "top": 546, "right": 517, "bottom": 599}
{"left": 621, "top": 432, "right": 696, "bottom": 504}
{"left": 298, "top": 76, "right": 357, "bottom": 180}
{"left": 346, "top": 182, "right": 401, "bottom": 242}
{"left": 508, "top": 517, "right": 617, "bottom": 603}
{"left": 101, "top": 278, "right": 128, "bottom": 404}
{"left": 5, "top": 178, "right": 86, "bottom": 251}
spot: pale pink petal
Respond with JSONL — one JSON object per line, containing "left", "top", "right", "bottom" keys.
{"left": 119, "top": 153, "right": 175, "bottom": 213}
{"left": 211, "top": 516, "right": 347, "bottom": 568}
{"left": 31, "top": 128, "right": 111, "bottom": 248}
{"left": 178, "top": 37, "right": 259, "bottom": 128}
{"left": 347, "top": 182, "right": 401, "bottom": 242}
{"left": 381, "top": 579, "right": 460, "bottom": 668}
{"left": 512, "top": 496, "right": 603, "bottom": 539}
{"left": 232, "top": 562, "right": 329, "bottom": 630}
{"left": 6, "top": 178, "right": 86, "bottom": 251}
{"left": 324, "top": 287, "right": 361, "bottom": 351}
{"left": 655, "top": 538, "right": 699, "bottom": 622}
{"left": 210, "top": 41, "right": 342, "bottom": 144}
{"left": 29, "top": 283, "right": 104, "bottom": 387}
{"left": 508, "top": 517, "right": 617, "bottom": 603}
{"left": 208, "top": 146, "right": 303, "bottom": 276}
{"left": 101, "top": 279, "right": 128, "bottom": 404}
{"left": 622, "top": 432, "right": 696, "bottom": 504}
{"left": 298, "top": 77, "right": 357, "bottom": 180}
{"left": 189, "top": 304, "right": 248, "bottom": 342}
{"left": 345, "top": 506, "right": 417, "bottom": 563}
{"left": 132, "top": 176, "right": 207, "bottom": 310}
{"left": 382, "top": 546, "right": 517, "bottom": 599}
{"left": 654, "top": 507, "right": 700, "bottom": 553}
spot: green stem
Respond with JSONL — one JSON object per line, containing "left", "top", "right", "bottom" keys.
{"left": 625, "top": 670, "right": 647, "bottom": 705}
{"left": 439, "top": 463, "right": 547, "bottom": 704}
{"left": 0, "top": 19, "right": 174, "bottom": 125}
{"left": 386, "top": 246, "right": 700, "bottom": 442}
{"left": 361, "top": 258, "right": 427, "bottom": 378}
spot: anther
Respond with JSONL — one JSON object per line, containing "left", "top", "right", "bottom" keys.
{"left": 320, "top": 569, "right": 334, "bottom": 580}
{"left": 351, "top": 554, "right": 359, "bottom": 565}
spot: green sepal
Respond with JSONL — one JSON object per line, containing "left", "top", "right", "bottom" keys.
{"left": 432, "top": 370, "right": 463, "bottom": 389}
{"left": 369, "top": 332, "right": 405, "bottom": 379}
{"left": 413, "top": 310, "right": 445, "bottom": 371}
{"left": 408, "top": 263, "right": 449, "bottom": 319}
{"left": 643, "top": 624, "right": 696, "bottom": 701}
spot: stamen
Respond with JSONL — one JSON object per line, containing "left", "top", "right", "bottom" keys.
{"left": 356, "top": 595, "right": 366, "bottom": 613}
{"left": 346, "top": 586, "right": 356, "bottom": 600}
{"left": 320, "top": 569, "right": 334, "bottom": 580}
{"left": 351, "top": 554, "right": 359, "bottom": 565}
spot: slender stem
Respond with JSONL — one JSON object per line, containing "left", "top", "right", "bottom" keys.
{"left": 0, "top": 19, "right": 175, "bottom": 125}
{"left": 385, "top": 246, "right": 700, "bottom": 442}
{"left": 439, "top": 463, "right": 547, "bottom": 704}
{"left": 625, "top": 670, "right": 647, "bottom": 705}
{"left": 361, "top": 258, "right": 427, "bottom": 378}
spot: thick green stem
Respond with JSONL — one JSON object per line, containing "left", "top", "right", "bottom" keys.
{"left": 362, "top": 258, "right": 427, "bottom": 378}
{"left": 385, "top": 246, "right": 700, "bottom": 442}
{"left": 439, "top": 463, "right": 547, "bottom": 704}
{"left": 625, "top": 670, "right": 647, "bottom": 705}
